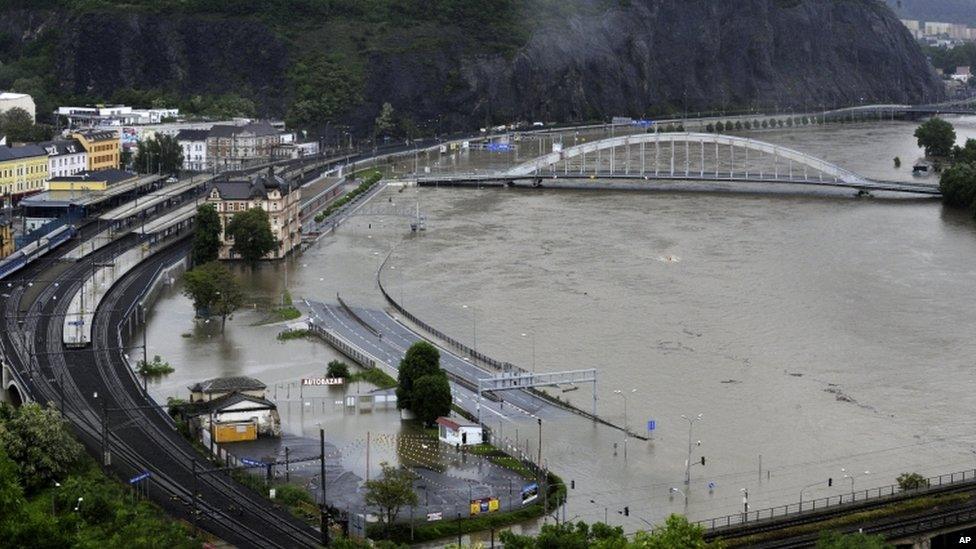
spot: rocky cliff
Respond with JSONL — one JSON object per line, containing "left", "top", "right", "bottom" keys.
{"left": 0, "top": 0, "right": 945, "bottom": 133}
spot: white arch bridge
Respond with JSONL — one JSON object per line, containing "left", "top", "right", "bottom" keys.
{"left": 419, "top": 133, "right": 940, "bottom": 195}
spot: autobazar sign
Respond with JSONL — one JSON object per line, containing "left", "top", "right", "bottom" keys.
{"left": 302, "top": 377, "right": 344, "bottom": 386}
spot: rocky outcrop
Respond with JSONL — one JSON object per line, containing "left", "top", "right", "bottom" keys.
{"left": 0, "top": 0, "right": 945, "bottom": 131}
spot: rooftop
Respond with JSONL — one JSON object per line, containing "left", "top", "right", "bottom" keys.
{"left": 72, "top": 129, "right": 119, "bottom": 142}
{"left": 212, "top": 169, "right": 294, "bottom": 201}
{"left": 176, "top": 129, "right": 210, "bottom": 141}
{"left": 208, "top": 120, "right": 278, "bottom": 139}
{"left": 37, "top": 139, "right": 85, "bottom": 157}
{"left": 188, "top": 376, "right": 267, "bottom": 394}
{"left": 184, "top": 391, "right": 277, "bottom": 416}
{"left": 0, "top": 145, "right": 47, "bottom": 161}
{"left": 49, "top": 169, "right": 136, "bottom": 186}
{"left": 0, "top": 92, "right": 31, "bottom": 100}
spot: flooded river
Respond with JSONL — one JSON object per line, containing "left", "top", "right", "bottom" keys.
{"left": 138, "top": 118, "right": 976, "bottom": 533}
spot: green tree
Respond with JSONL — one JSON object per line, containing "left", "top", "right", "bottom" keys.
{"left": 939, "top": 161, "right": 976, "bottom": 212}
{"left": 914, "top": 118, "right": 956, "bottom": 158}
{"left": 286, "top": 53, "right": 364, "bottom": 132}
{"left": 226, "top": 207, "right": 278, "bottom": 265}
{"left": 395, "top": 341, "right": 441, "bottom": 411}
{"left": 327, "top": 360, "right": 350, "bottom": 378}
{"left": 191, "top": 204, "right": 221, "bottom": 265}
{"left": 375, "top": 102, "right": 396, "bottom": 137}
{"left": 363, "top": 462, "right": 417, "bottom": 537}
{"left": 896, "top": 472, "right": 929, "bottom": 491}
{"left": 714, "top": 122, "right": 724, "bottom": 132}
{"left": 411, "top": 373, "right": 452, "bottom": 426}
{"left": 0, "top": 403, "right": 82, "bottom": 493}
{"left": 182, "top": 261, "right": 244, "bottom": 332}
{"left": 134, "top": 134, "right": 183, "bottom": 174}
{"left": 0, "top": 107, "right": 51, "bottom": 142}
{"left": 816, "top": 530, "right": 891, "bottom": 548}
{"left": 952, "top": 138, "right": 976, "bottom": 164}
{"left": 500, "top": 521, "right": 627, "bottom": 548}
{"left": 631, "top": 514, "right": 719, "bottom": 548}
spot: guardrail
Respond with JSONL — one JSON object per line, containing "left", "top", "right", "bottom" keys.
{"left": 698, "top": 467, "right": 976, "bottom": 533}
{"left": 306, "top": 322, "right": 378, "bottom": 371}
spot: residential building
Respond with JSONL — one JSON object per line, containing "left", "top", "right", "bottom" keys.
{"left": 39, "top": 139, "right": 87, "bottom": 179}
{"left": 206, "top": 120, "right": 280, "bottom": 171}
{"left": 925, "top": 21, "right": 953, "bottom": 36}
{"left": 206, "top": 169, "right": 301, "bottom": 260}
{"left": 0, "top": 212, "right": 13, "bottom": 259}
{"left": 47, "top": 169, "right": 137, "bottom": 192}
{"left": 0, "top": 92, "right": 36, "bottom": 121}
{"left": 179, "top": 376, "right": 280, "bottom": 442}
{"left": 176, "top": 129, "right": 210, "bottom": 171}
{"left": 0, "top": 145, "right": 49, "bottom": 205}
{"left": 188, "top": 376, "right": 268, "bottom": 403}
{"left": 72, "top": 129, "right": 121, "bottom": 171}
{"left": 275, "top": 139, "right": 320, "bottom": 160}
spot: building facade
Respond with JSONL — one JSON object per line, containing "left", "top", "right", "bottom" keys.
{"left": 72, "top": 129, "right": 121, "bottom": 171}
{"left": 0, "top": 92, "right": 36, "bottom": 121}
{"left": 47, "top": 169, "right": 137, "bottom": 192}
{"left": 39, "top": 139, "right": 87, "bottom": 179}
{"left": 176, "top": 129, "right": 210, "bottom": 172}
{"left": 206, "top": 121, "right": 280, "bottom": 171}
{"left": 206, "top": 170, "right": 301, "bottom": 261}
{"left": 0, "top": 145, "right": 49, "bottom": 205}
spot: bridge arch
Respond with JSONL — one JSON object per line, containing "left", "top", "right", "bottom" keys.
{"left": 505, "top": 132, "right": 871, "bottom": 186}
{"left": 1, "top": 361, "right": 27, "bottom": 408}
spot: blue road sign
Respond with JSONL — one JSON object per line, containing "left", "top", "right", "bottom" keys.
{"left": 241, "top": 458, "right": 265, "bottom": 467}
{"left": 486, "top": 143, "right": 511, "bottom": 152}
{"left": 647, "top": 420, "right": 656, "bottom": 432}
{"left": 128, "top": 472, "right": 151, "bottom": 484}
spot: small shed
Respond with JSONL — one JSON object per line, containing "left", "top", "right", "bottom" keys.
{"left": 436, "top": 416, "right": 483, "bottom": 446}
{"left": 175, "top": 391, "right": 281, "bottom": 443}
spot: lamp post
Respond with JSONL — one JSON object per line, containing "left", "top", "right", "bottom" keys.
{"left": 841, "top": 469, "right": 870, "bottom": 492}
{"left": 613, "top": 389, "right": 636, "bottom": 460}
{"left": 461, "top": 304, "right": 477, "bottom": 356}
{"left": 682, "top": 413, "right": 703, "bottom": 487}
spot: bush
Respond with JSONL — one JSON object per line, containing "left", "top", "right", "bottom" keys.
{"left": 327, "top": 360, "right": 351, "bottom": 378}
{"left": 705, "top": 123, "right": 714, "bottom": 132}
{"left": 897, "top": 472, "right": 930, "bottom": 491}
{"left": 136, "top": 355, "right": 174, "bottom": 377}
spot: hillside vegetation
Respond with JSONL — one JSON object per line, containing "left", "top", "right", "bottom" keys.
{"left": 0, "top": 0, "right": 944, "bottom": 136}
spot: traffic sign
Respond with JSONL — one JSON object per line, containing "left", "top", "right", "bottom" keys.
{"left": 426, "top": 512, "right": 443, "bottom": 522}
{"left": 241, "top": 458, "right": 265, "bottom": 467}
{"left": 647, "top": 420, "right": 656, "bottom": 432}
{"left": 128, "top": 472, "right": 151, "bottom": 484}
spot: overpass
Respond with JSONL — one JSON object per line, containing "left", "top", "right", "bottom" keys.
{"left": 417, "top": 133, "right": 941, "bottom": 196}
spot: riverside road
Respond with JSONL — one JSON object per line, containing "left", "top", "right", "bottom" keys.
{"left": 305, "top": 300, "right": 569, "bottom": 424}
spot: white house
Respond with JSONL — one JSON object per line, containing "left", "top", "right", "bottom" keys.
{"left": 176, "top": 129, "right": 210, "bottom": 171}
{"left": 39, "top": 139, "right": 87, "bottom": 179}
{"left": 436, "top": 416, "right": 484, "bottom": 446}
{"left": 194, "top": 392, "right": 281, "bottom": 442}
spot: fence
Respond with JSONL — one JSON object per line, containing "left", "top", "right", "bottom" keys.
{"left": 307, "top": 322, "right": 378, "bottom": 371}
{"left": 697, "top": 467, "right": 976, "bottom": 533}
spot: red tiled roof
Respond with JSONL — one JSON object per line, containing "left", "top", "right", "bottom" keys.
{"left": 435, "top": 417, "right": 461, "bottom": 430}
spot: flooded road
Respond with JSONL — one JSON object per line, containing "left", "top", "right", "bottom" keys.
{"left": 138, "top": 117, "right": 976, "bottom": 532}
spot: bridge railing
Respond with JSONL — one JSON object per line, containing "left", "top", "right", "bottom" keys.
{"left": 697, "top": 467, "right": 976, "bottom": 533}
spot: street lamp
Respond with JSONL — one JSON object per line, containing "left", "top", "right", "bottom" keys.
{"left": 841, "top": 469, "right": 870, "bottom": 492}
{"left": 681, "top": 413, "right": 703, "bottom": 487}
{"left": 461, "top": 304, "right": 476, "bottom": 355}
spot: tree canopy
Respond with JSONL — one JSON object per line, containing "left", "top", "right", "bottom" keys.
{"left": 134, "top": 134, "right": 183, "bottom": 174}
{"left": 410, "top": 373, "right": 452, "bottom": 426}
{"left": 226, "top": 207, "right": 278, "bottom": 265}
{"left": 914, "top": 118, "right": 956, "bottom": 158}
{"left": 191, "top": 204, "right": 221, "bottom": 265}
{"left": 182, "top": 261, "right": 244, "bottom": 332}
{"left": 363, "top": 462, "right": 417, "bottom": 537}
{"left": 816, "top": 530, "right": 890, "bottom": 549}
{"left": 0, "top": 107, "right": 53, "bottom": 143}
{"left": 395, "top": 341, "right": 442, "bottom": 412}
{"left": 0, "top": 403, "right": 82, "bottom": 493}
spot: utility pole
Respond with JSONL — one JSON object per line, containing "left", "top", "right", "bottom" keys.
{"left": 140, "top": 305, "right": 148, "bottom": 391}
{"left": 320, "top": 428, "right": 329, "bottom": 547}
{"left": 537, "top": 418, "right": 543, "bottom": 466}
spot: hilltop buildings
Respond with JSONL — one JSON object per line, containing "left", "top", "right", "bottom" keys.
{"left": 0, "top": 92, "right": 36, "bottom": 121}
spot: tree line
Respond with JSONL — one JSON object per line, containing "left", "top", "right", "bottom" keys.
{"left": 915, "top": 117, "right": 976, "bottom": 219}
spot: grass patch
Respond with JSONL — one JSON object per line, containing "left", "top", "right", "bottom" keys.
{"left": 721, "top": 493, "right": 972, "bottom": 547}
{"left": 348, "top": 367, "right": 397, "bottom": 389}
{"left": 136, "top": 355, "right": 175, "bottom": 377}
{"left": 320, "top": 170, "right": 383, "bottom": 219}
{"left": 277, "top": 328, "right": 311, "bottom": 341}
{"left": 271, "top": 306, "right": 302, "bottom": 321}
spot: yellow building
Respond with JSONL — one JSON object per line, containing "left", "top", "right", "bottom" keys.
{"left": 72, "top": 129, "right": 120, "bottom": 171}
{"left": 0, "top": 214, "right": 13, "bottom": 259}
{"left": 0, "top": 145, "right": 49, "bottom": 204}
{"left": 47, "top": 169, "right": 136, "bottom": 192}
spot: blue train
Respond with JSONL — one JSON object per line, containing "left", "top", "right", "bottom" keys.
{"left": 0, "top": 224, "right": 77, "bottom": 281}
